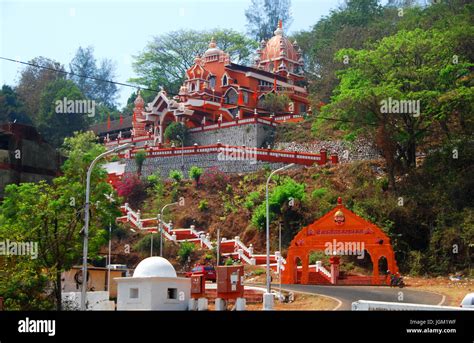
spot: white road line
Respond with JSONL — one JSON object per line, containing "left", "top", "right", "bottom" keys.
{"left": 279, "top": 287, "right": 343, "bottom": 311}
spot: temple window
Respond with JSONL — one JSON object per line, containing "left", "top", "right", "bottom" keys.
{"left": 243, "top": 92, "right": 249, "bottom": 104}
{"left": 209, "top": 76, "right": 216, "bottom": 89}
{"left": 225, "top": 88, "right": 238, "bottom": 104}
{"left": 222, "top": 74, "right": 228, "bottom": 86}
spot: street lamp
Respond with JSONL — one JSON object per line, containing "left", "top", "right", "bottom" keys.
{"left": 176, "top": 134, "right": 184, "bottom": 172}
{"left": 263, "top": 163, "right": 295, "bottom": 311}
{"left": 81, "top": 143, "right": 133, "bottom": 311}
{"left": 158, "top": 201, "right": 180, "bottom": 257}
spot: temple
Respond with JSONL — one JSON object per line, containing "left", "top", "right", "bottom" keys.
{"left": 98, "top": 20, "right": 310, "bottom": 146}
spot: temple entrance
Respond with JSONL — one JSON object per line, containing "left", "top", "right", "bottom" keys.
{"left": 281, "top": 197, "right": 399, "bottom": 286}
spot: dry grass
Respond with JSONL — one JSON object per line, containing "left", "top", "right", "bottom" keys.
{"left": 405, "top": 276, "right": 473, "bottom": 306}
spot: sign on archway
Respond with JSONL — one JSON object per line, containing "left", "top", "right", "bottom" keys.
{"left": 281, "top": 198, "right": 399, "bottom": 285}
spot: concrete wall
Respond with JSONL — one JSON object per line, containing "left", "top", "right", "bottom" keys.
{"left": 189, "top": 123, "right": 275, "bottom": 148}
{"left": 124, "top": 152, "right": 287, "bottom": 179}
{"left": 116, "top": 277, "right": 190, "bottom": 311}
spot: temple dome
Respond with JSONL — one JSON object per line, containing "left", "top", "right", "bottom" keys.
{"left": 260, "top": 20, "right": 299, "bottom": 64}
{"left": 203, "top": 37, "right": 222, "bottom": 58}
{"left": 133, "top": 257, "right": 177, "bottom": 278}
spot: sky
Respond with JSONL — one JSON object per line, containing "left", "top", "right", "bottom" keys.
{"left": 0, "top": 0, "right": 347, "bottom": 108}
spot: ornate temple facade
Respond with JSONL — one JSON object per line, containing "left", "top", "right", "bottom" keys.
{"left": 120, "top": 20, "right": 310, "bottom": 145}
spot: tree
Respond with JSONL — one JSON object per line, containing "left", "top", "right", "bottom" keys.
{"left": 321, "top": 27, "right": 473, "bottom": 188}
{"left": 245, "top": 0, "right": 293, "bottom": 41}
{"left": 178, "top": 242, "right": 195, "bottom": 265}
{"left": 189, "top": 166, "right": 203, "bottom": 187}
{"left": 0, "top": 131, "right": 118, "bottom": 310}
{"left": 69, "top": 46, "right": 118, "bottom": 108}
{"left": 16, "top": 57, "right": 65, "bottom": 121}
{"left": 251, "top": 177, "right": 306, "bottom": 230}
{"left": 134, "top": 150, "right": 147, "bottom": 175}
{"left": 36, "top": 79, "right": 90, "bottom": 147}
{"left": 164, "top": 122, "right": 188, "bottom": 145}
{"left": 260, "top": 93, "right": 290, "bottom": 114}
{"left": 130, "top": 29, "right": 257, "bottom": 95}
{"left": 0, "top": 85, "right": 32, "bottom": 124}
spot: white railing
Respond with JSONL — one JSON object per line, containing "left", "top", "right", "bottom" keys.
{"left": 315, "top": 261, "right": 332, "bottom": 279}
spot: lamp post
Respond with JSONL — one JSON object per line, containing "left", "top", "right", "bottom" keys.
{"left": 159, "top": 201, "right": 180, "bottom": 257}
{"left": 176, "top": 134, "right": 185, "bottom": 172}
{"left": 81, "top": 143, "right": 133, "bottom": 311}
{"left": 263, "top": 163, "right": 295, "bottom": 311}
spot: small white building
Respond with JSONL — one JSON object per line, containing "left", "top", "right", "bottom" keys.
{"left": 115, "top": 257, "right": 191, "bottom": 311}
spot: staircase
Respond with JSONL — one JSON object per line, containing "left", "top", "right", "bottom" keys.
{"left": 117, "top": 203, "right": 285, "bottom": 268}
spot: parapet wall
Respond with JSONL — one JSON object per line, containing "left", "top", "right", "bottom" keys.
{"left": 124, "top": 152, "right": 287, "bottom": 178}
{"left": 188, "top": 121, "right": 275, "bottom": 148}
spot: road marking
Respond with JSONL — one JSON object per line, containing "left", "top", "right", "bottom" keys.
{"left": 279, "top": 287, "right": 343, "bottom": 311}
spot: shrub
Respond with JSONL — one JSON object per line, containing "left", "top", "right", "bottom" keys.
{"left": 134, "top": 150, "right": 147, "bottom": 175}
{"left": 164, "top": 122, "right": 188, "bottom": 145}
{"left": 189, "top": 166, "right": 203, "bottom": 186}
{"left": 253, "top": 269, "right": 265, "bottom": 276}
{"left": 178, "top": 242, "right": 195, "bottom": 264}
{"left": 116, "top": 174, "right": 147, "bottom": 208}
{"left": 244, "top": 191, "right": 261, "bottom": 210}
{"left": 198, "top": 199, "right": 208, "bottom": 211}
{"left": 312, "top": 188, "right": 328, "bottom": 199}
{"left": 200, "top": 167, "right": 230, "bottom": 189}
{"left": 169, "top": 169, "right": 183, "bottom": 183}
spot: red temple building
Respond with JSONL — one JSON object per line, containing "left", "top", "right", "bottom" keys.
{"left": 97, "top": 20, "right": 310, "bottom": 146}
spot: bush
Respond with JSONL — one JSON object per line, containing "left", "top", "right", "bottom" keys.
{"left": 134, "top": 150, "right": 147, "bottom": 175}
{"left": 198, "top": 199, "right": 208, "bottom": 211}
{"left": 312, "top": 188, "right": 328, "bottom": 199}
{"left": 164, "top": 122, "right": 188, "bottom": 145}
{"left": 189, "top": 166, "right": 203, "bottom": 186}
{"left": 169, "top": 169, "right": 183, "bottom": 183}
{"left": 251, "top": 177, "right": 306, "bottom": 230}
{"left": 200, "top": 167, "right": 230, "bottom": 189}
{"left": 178, "top": 242, "right": 195, "bottom": 264}
{"left": 116, "top": 174, "right": 147, "bottom": 208}
{"left": 253, "top": 268, "right": 265, "bottom": 276}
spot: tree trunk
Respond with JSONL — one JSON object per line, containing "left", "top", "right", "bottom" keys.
{"left": 55, "top": 268, "right": 62, "bottom": 311}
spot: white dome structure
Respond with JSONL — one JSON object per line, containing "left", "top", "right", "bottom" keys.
{"left": 133, "top": 257, "right": 177, "bottom": 278}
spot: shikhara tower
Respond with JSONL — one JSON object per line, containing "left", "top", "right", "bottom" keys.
{"left": 126, "top": 20, "right": 310, "bottom": 145}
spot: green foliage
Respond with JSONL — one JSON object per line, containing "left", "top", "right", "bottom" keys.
{"left": 36, "top": 79, "right": 90, "bottom": 147}
{"left": 244, "top": 191, "right": 261, "bottom": 210}
{"left": 253, "top": 268, "right": 266, "bottom": 276}
{"left": 169, "top": 169, "right": 184, "bottom": 183}
{"left": 198, "top": 199, "right": 209, "bottom": 211}
{"left": 0, "top": 132, "right": 117, "bottom": 309}
{"left": 260, "top": 93, "right": 291, "bottom": 114}
{"left": 134, "top": 150, "right": 147, "bottom": 175}
{"left": 0, "top": 85, "right": 32, "bottom": 124}
{"left": 312, "top": 188, "right": 328, "bottom": 200}
{"left": 189, "top": 166, "right": 203, "bottom": 186}
{"left": 251, "top": 177, "right": 306, "bottom": 230}
{"left": 245, "top": 0, "right": 293, "bottom": 41}
{"left": 178, "top": 242, "right": 195, "bottom": 263}
{"left": 224, "top": 257, "right": 234, "bottom": 266}
{"left": 133, "top": 234, "right": 160, "bottom": 257}
{"left": 164, "top": 122, "right": 188, "bottom": 145}
{"left": 130, "top": 29, "right": 257, "bottom": 95}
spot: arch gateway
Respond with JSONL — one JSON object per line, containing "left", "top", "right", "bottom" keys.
{"left": 281, "top": 198, "right": 399, "bottom": 285}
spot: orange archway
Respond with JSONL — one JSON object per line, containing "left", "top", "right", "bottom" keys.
{"left": 282, "top": 198, "right": 399, "bottom": 285}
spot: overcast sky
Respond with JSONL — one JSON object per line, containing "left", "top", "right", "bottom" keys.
{"left": 1, "top": 0, "right": 349, "bottom": 108}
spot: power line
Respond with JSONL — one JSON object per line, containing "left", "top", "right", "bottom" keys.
{"left": 0, "top": 56, "right": 169, "bottom": 95}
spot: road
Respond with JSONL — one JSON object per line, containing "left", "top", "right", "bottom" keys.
{"left": 279, "top": 284, "right": 445, "bottom": 310}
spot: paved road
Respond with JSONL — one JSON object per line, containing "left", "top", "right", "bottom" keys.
{"left": 280, "top": 284, "right": 445, "bottom": 310}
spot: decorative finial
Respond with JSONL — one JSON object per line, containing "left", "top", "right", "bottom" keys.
{"left": 274, "top": 19, "right": 284, "bottom": 36}
{"left": 209, "top": 37, "right": 217, "bottom": 49}
{"left": 337, "top": 197, "right": 342, "bottom": 205}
